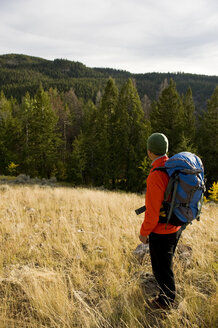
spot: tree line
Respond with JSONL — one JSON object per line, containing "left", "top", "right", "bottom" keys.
{"left": 0, "top": 77, "right": 217, "bottom": 192}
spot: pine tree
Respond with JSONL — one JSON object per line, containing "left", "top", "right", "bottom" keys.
{"left": 150, "top": 79, "right": 184, "bottom": 156}
{"left": 21, "top": 86, "right": 62, "bottom": 177}
{"left": 69, "top": 135, "right": 86, "bottom": 184}
{"left": 0, "top": 92, "right": 22, "bottom": 173}
{"left": 95, "top": 77, "right": 119, "bottom": 187}
{"left": 95, "top": 90, "right": 102, "bottom": 107}
{"left": 141, "top": 94, "right": 152, "bottom": 119}
{"left": 69, "top": 100, "right": 98, "bottom": 185}
{"left": 63, "top": 88, "right": 83, "bottom": 150}
{"left": 183, "top": 87, "right": 196, "bottom": 147}
{"left": 48, "top": 88, "right": 72, "bottom": 168}
{"left": 157, "top": 78, "right": 169, "bottom": 99}
{"left": 198, "top": 86, "right": 218, "bottom": 185}
{"left": 114, "top": 79, "right": 151, "bottom": 191}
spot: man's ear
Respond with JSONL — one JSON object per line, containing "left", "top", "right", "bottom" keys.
{"left": 147, "top": 149, "right": 156, "bottom": 160}
{"left": 147, "top": 149, "right": 152, "bottom": 158}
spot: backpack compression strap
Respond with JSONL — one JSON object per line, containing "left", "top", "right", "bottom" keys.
{"left": 165, "top": 173, "right": 179, "bottom": 227}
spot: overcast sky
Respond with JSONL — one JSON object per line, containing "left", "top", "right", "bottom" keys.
{"left": 1, "top": 0, "right": 218, "bottom": 75}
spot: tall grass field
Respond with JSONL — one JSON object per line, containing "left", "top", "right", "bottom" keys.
{"left": 0, "top": 185, "right": 217, "bottom": 327}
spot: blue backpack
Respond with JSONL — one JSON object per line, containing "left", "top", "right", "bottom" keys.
{"left": 135, "top": 152, "right": 205, "bottom": 227}
{"left": 157, "top": 152, "right": 205, "bottom": 226}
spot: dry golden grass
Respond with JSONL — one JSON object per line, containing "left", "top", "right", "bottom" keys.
{"left": 0, "top": 184, "right": 217, "bottom": 328}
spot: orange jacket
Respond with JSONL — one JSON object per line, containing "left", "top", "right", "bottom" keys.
{"left": 140, "top": 155, "right": 181, "bottom": 236}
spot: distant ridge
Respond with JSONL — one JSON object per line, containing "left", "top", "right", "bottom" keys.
{"left": 0, "top": 53, "right": 218, "bottom": 109}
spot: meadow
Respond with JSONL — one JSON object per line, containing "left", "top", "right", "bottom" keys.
{"left": 0, "top": 184, "right": 217, "bottom": 328}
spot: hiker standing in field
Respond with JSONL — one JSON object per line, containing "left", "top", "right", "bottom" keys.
{"left": 139, "top": 133, "right": 182, "bottom": 309}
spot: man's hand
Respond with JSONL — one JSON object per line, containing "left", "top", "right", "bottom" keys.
{"left": 139, "top": 234, "right": 149, "bottom": 244}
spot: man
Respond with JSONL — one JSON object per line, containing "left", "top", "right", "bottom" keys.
{"left": 139, "top": 132, "right": 182, "bottom": 309}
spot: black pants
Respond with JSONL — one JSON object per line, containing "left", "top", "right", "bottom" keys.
{"left": 149, "top": 229, "right": 182, "bottom": 305}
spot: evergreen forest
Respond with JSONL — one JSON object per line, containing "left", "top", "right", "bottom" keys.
{"left": 0, "top": 54, "right": 217, "bottom": 192}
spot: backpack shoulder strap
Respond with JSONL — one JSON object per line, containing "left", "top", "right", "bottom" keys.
{"left": 152, "top": 166, "right": 167, "bottom": 173}
{"left": 153, "top": 166, "right": 171, "bottom": 201}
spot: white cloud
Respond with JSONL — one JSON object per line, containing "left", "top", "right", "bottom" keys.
{"left": 0, "top": 0, "right": 218, "bottom": 75}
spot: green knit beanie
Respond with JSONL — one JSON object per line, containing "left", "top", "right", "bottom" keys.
{"left": 147, "top": 133, "right": 169, "bottom": 155}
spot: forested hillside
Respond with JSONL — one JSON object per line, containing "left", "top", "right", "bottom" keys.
{"left": 1, "top": 54, "right": 218, "bottom": 109}
{"left": 0, "top": 54, "right": 217, "bottom": 191}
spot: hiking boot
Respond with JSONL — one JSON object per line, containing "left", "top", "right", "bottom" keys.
{"left": 147, "top": 296, "right": 171, "bottom": 310}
